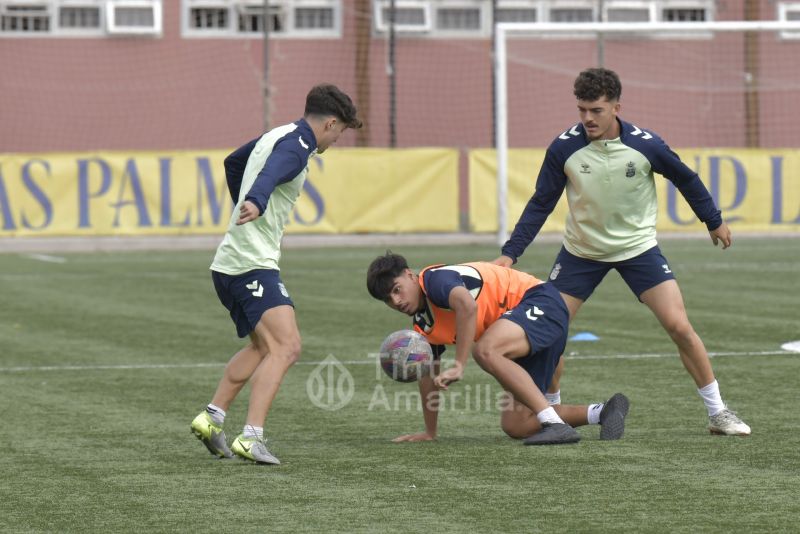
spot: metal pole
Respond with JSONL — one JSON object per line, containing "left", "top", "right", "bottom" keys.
{"left": 490, "top": 0, "right": 498, "bottom": 144}
{"left": 495, "top": 25, "right": 508, "bottom": 246}
{"left": 262, "top": 0, "right": 271, "bottom": 132}
{"left": 744, "top": 0, "right": 760, "bottom": 147}
{"left": 388, "top": 0, "right": 397, "bottom": 147}
{"left": 597, "top": 0, "right": 605, "bottom": 67}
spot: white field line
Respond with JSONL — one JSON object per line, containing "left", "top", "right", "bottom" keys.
{"left": 0, "top": 350, "right": 794, "bottom": 373}
{"left": 25, "top": 253, "right": 67, "bottom": 263}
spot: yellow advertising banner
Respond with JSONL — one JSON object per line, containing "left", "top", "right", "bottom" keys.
{"left": 469, "top": 148, "right": 800, "bottom": 233}
{"left": 0, "top": 148, "right": 459, "bottom": 237}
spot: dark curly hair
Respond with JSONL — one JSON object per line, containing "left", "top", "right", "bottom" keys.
{"left": 304, "top": 84, "right": 362, "bottom": 129}
{"left": 366, "top": 251, "right": 409, "bottom": 301}
{"left": 573, "top": 68, "right": 622, "bottom": 102}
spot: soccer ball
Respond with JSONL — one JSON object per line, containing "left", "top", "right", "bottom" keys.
{"left": 379, "top": 329, "right": 433, "bottom": 383}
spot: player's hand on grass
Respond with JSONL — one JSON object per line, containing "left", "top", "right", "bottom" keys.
{"left": 709, "top": 222, "right": 732, "bottom": 250}
{"left": 490, "top": 255, "right": 514, "bottom": 268}
{"left": 433, "top": 362, "right": 463, "bottom": 390}
{"left": 236, "top": 200, "right": 261, "bottom": 225}
{"left": 392, "top": 432, "right": 435, "bottom": 443}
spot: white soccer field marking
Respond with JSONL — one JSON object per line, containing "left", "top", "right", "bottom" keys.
{"left": 25, "top": 253, "right": 67, "bottom": 263}
{"left": 0, "top": 350, "right": 794, "bottom": 373}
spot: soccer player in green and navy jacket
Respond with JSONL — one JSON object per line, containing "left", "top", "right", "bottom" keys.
{"left": 191, "top": 84, "right": 362, "bottom": 464}
{"left": 493, "top": 68, "right": 750, "bottom": 436}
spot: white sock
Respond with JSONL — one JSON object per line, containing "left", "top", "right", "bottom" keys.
{"left": 545, "top": 390, "right": 561, "bottom": 406}
{"left": 206, "top": 404, "right": 225, "bottom": 425}
{"left": 243, "top": 425, "right": 263, "bottom": 439}
{"left": 536, "top": 406, "right": 565, "bottom": 425}
{"left": 697, "top": 380, "right": 726, "bottom": 416}
{"left": 587, "top": 403, "right": 603, "bottom": 425}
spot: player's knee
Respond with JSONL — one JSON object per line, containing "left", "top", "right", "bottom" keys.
{"left": 663, "top": 320, "right": 695, "bottom": 344}
{"left": 280, "top": 338, "right": 302, "bottom": 366}
{"left": 471, "top": 342, "right": 497, "bottom": 372}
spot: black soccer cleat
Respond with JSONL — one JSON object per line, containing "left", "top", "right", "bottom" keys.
{"left": 599, "top": 393, "right": 630, "bottom": 441}
{"left": 523, "top": 422, "right": 581, "bottom": 445}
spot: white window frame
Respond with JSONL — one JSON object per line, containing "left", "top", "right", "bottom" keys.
{"left": 290, "top": 0, "right": 340, "bottom": 37}
{"left": 495, "top": 0, "right": 540, "bottom": 25}
{"left": 603, "top": 0, "right": 655, "bottom": 23}
{"left": 778, "top": 2, "right": 800, "bottom": 39}
{"left": 0, "top": 0, "right": 53, "bottom": 34}
{"left": 57, "top": 0, "right": 105, "bottom": 35}
{"left": 658, "top": 0, "right": 714, "bottom": 22}
{"left": 373, "top": 0, "right": 432, "bottom": 34}
{"left": 181, "top": 0, "right": 341, "bottom": 39}
{"left": 433, "top": 0, "right": 486, "bottom": 35}
{"left": 545, "top": 0, "right": 597, "bottom": 23}
{"left": 105, "top": 0, "right": 162, "bottom": 35}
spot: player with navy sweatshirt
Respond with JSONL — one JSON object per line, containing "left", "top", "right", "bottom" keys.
{"left": 191, "top": 84, "right": 362, "bottom": 464}
{"left": 493, "top": 68, "right": 750, "bottom": 437}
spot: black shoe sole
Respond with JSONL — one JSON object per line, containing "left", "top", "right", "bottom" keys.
{"left": 599, "top": 393, "right": 630, "bottom": 441}
{"left": 523, "top": 423, "right": 581, "bottom": 445}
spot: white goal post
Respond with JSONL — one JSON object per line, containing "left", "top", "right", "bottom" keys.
{"left": 493, "top": 20, "right": 800, "bottom": 246}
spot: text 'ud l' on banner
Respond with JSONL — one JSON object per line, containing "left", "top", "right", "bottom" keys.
{"left": 468, "top": 148, "right": 800, "bottom": 233}
{"left": 0, "top": 148, "right": 459, "bottom": 237}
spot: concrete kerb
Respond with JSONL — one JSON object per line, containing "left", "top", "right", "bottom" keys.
{"left": 0, "top": 232, "right": 796, "bottom": 254}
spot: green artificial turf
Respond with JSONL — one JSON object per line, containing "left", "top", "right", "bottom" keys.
{"left": 1, "top": 237, "right": 798, "bottom": 532}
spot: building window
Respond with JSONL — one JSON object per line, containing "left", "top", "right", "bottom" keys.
{"left": 295, "top": 6, "right": 334, "bottom": 29}
{"left": 778, "top": 2, "right": 800, "bottom": 39}
{"left": 662, "top": 8, "right": 705, "bottom": 21}
{"left": 1, "top": 3, "right": 51, "bottom": 32}
{"left": 436, "top": 7, "right": 481, "bottom": 30}
{"left": 237, "top": 4, "right": 286, "bottom": 33}
{"left": 182, "top": 1, "right": 341, "bottom": 37}
{"left": 495, "top": 7, "right": 536, "bottom": 23}
{"left": 189, "top": 7, "right": 227, "bottom": 29}
{"left": 550, "top": 8, "right": 593, "bottom": 22}
{"left": 59, "top": 6, "right": 101, "bottom": 28}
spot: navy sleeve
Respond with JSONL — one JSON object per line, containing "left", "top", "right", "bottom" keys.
{"left": 431, "top": 344, "right": 446, "bottom": 358}
{"left": 244, "top": 138, "right": 307, "bottom": 215}
{"left": 224, "top": 137, "right": 259, "bottom": 204}
{"left": 649, "top": 139, "right": 723, "bottom": 231}
{"left": 501, "top": 148, "right": 567, "bottom": 262}
{"left": 422, "top": 269, "right": 466, "bottom": 309}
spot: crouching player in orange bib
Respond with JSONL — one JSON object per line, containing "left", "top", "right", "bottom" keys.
{"left": 366, "top": 252, "right": 630, "bottom": 445}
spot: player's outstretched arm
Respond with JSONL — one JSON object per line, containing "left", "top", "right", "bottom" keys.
{"left": 392, "top": 370, "right": 439, "bottom": 442}
{"left": 433, "top": 287, "right": 476, "bottom": 390}
{"left": 709, "top": 221, "right": 732, "bottom": 249}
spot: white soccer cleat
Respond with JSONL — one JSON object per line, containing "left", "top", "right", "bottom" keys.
{"left": 708, "top": 409, "right": 751, "bottom": 436}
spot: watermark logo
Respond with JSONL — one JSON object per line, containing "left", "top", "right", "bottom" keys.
{"left": 306, "top": 354, "right": 355, "bottom": 411}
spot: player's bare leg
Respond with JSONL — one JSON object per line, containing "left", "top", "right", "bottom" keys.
{"left": 640, "top": 280, "right": 714, "bottom": 387}
{"left": 230, "top": 305, "right": 301, "bottom": 464}
{"left": 545, "top": 293, "right": 583, "bottom": 399}
{"left": 641, "top": 280, "right": 750, "bottom": 435}
{"left": 472, "top": 320, "right": 550, "bottom": 414}
{"left": 472, "top": 320, "right": 580, "bottom": 444}
{"left": 210, "top": 340, "right": 268, "bottom": 411}
{"left": 501, "top": 396, "right": 588, "bottom": 438}
{"left": 244, "top": 305, "right": 302, "bottom": 428}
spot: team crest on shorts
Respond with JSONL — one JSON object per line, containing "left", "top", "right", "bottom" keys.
{"left": 278, "top": 283, "right": 289, "bottom": 298}
{"left": 625, "top": 161, "right": 636, "bottom": 178}
{"left": 549, "top": 263, "right": 561, "bottom": 281}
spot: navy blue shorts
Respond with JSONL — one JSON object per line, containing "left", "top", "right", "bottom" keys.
{"left": 212, "top": 269, "right": 294, "bottom": 338}
{"left": 501, "top": 282, "right": 569, "bottom": 393}
{"left": 547, "top": 245, "right": 675, "bottom": 302}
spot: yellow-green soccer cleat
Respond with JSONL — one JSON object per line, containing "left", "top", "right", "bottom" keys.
{"left": 231, "top": 434, "right": 281, "bottom": 465}
{"left": 190, "top": 411, "right": 234, "bottom": 458}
